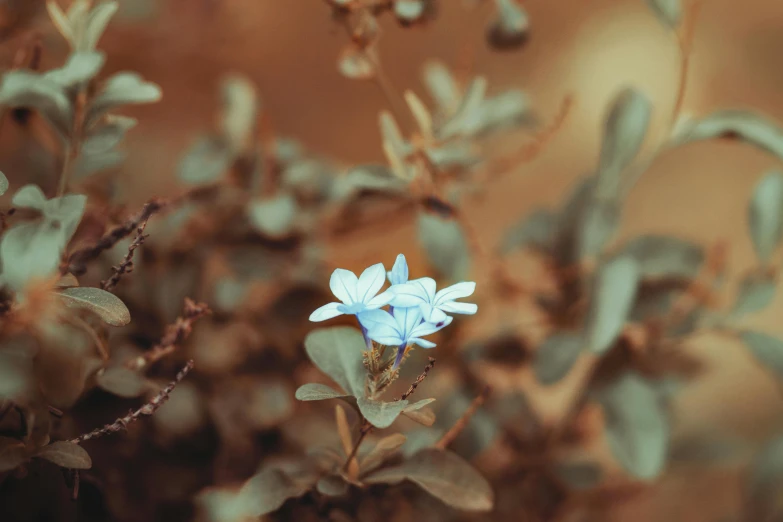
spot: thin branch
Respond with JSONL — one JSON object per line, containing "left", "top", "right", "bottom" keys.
{"left": 64, "top": 198, "right": 167, "bottom": 276}
{"left": 125, "top": 299, "right": 211, "bottom": 372}
{"left": 71, "top": 360, "right": 194, "bottom": 444}
{"left": 398, "top": 357, "right": 435, "bottom": 401}
{"left": 435, "top": 386, "right": 490, "bottom": 450}
{"left": 100, "top": 218, "right": 149, "bottom": 292}
{"left": 669, "top": 0, "right": 704, "bottom": 128}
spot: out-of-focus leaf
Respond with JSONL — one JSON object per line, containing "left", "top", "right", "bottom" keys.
{"left": 75, "top": 147, "right": 125, "bottom": 178}
{"left": 331, "top": 164, "right": 407, "bottom": 201}
{"left": 731, "top": 271, "right": 777, "bottom": 318}
{"left": 82, "top": 114, "right": 137, "bottom": 154}
{"left": 553, "top": 461, "right": 604, "bottom": 489}
{"left": 0, "top": 438, "right": 26, "bottom": 472}
{"left": 81, "top": 0, "right": 120, "bottom": 51}
{"left": 671, "top": 110, "right": 783, "bottom": 161}
{"left": 584, "top": 256, "right": 640, "bottom": 354}
{"left": 669, "top": 433, "right": 745, "bottom": 465}
{"left": 394, "top": 0, "right": 425, "bottom": 22}
{"left": 360, "top": 434, "right": 407, "bottom": 474}
{"left": 57, "top": 287, "right": 131, "bottom": 326}
{"left": 364, "top": 448, "right": 493, "bottom": 511}
{"left": 338, "top": 44, "right": 374, "bottom": 80}
{"left": 738, "top": 330, "right": 783, "bottom": 379}
{"left": 10, "top": 183, "right": 45, "bottom": 210}
{"left": 220, "top": 74, "right": 258, "bottom": 154}
{"left": 617, "top": 235, "right": 704, "bottom": 279}
{"left": 178, "top": 135, "right": 233, "bottom": 184}
{"left": 598, "top": 372, "right": 669, "bottom": 480}
{"left": 577, "top": 197, "right": 620, "bottom": 260}
{"left": 534, "top": 332, "right": 583, "bottom": 385}
{"left": 645, "top": 0, "right": 682, "bottom": 29}
{"left": 439, "top": 77, "right": 487, "bottom": 139}
{"left": 0, "top": 70, "right": 72, "bottom": 136}
{"left": 87, "top": 72, "right": 162, "bottom": 122}
{"left": 357, "top": 398, "right": 409, "bottom": 429}
{"left": 552, "top": 177, "right": 594, "bottom": 264}
{"left": 422, "top": 60, "right": 460, "bottom": 114}
{"left": 96, "top": 366, "right": 147, "bottom": 398}
{"left": 748, "top": 171, "right": 783, "bottom": 263}
{"left": 0, "top": 345, "right": 31, "bottom": 400}
{"left": 418, "top": 212, "right": 471, "bottom": 281}
{"left": 500, "top": 209, "right": 556, "bottom": 254}
{"left": 44, "top": 51, "right": 105, "bottom": 88}
{"left": 747, "top": 435, "right": 783, "bottom": 520}
{"left": 295, "top": 383, "right": 348, "bottom": 401}
{"left": 487, "top": 0, "right": 529, "bottom": 50}
{"left": 304, "top": 327, "right": 367, "bottom": 398}
{"left": 476, "top": 89, "right": 533, "bottom": 134}
{"left": 400, "top": 398, "right": 436, "bottom": 426}
{"left": 153, "top": 382, "right": 206, "bottom": 439}
{"left": 0, "top": 222, "right": 64, "bottom": 291}
{"left": 247, "top": 379, "right": 294, "bottom": 430}
{"left": 35, "top": 441, "right": 92, "bottom": 469}
{"left": 233, "top": 467, "right": 311, "bottom": 517}
{"left": 0, "top": 171, "right": 7, "bottom": 195}
{"left": 247, "top": 193, "right": 298, "bottom": 238}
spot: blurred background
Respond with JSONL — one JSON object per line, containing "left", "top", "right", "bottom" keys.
{"left": 1, "top": 0, "right": 783, "bottom": 520}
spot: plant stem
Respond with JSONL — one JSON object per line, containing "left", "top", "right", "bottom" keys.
{"left": 343, "top": 420, "right": 372, "bottom": 472}
{"left": 57, "top": 90, "right": 87, "bottom": 197}
{"left": 435, "top": 386, "right": 490, "bottom": 449}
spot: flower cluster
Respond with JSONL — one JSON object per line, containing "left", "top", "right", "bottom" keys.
{"left": 309, "top": 254, "right": 477, "bottom": 368}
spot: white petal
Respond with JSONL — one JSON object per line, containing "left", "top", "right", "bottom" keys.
{"left": 410, "top": 315, "right": 452, "bottom": 338}
{"left": 366, "top": 288, "right": 394, "bottom": 309}
{"left": 411, "top": 338, "right": 437, "bottom": 349}
{"left": 438, "top": 301, "right": 478, "bottom": 315}
{"left": 309, "top": 302, "right": 344, "bottom": 322}
{"left": 434, "top": 281, "right": 476, "bottom": 305}
{"left": 330, "top": 268, "right": 359, "bottom": 304}
{"left": 420, "top": 303, "right": 449, "bottom": 324}
{"left": 388, "top": 277, "right": 436, "bottom": 307}
{"left": 357, "top": 262, "right": 387, "bottom": 304}
{"left": 388, "top": 253, "right": 409, "bottom": 285}
{"left": 359, "top": 309, "right": 402, "bottom": 344}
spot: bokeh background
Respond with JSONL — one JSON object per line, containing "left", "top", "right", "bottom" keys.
{"left": 2, "top": 0, "right": 783, "bottom": 520}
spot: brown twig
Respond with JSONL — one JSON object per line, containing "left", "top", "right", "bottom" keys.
{"left": 100, "top": 219, "right": 149, "bottom": 292}
{"left": 64, "top": 198, "right": 167, "bottom": 276}
{"left": 435, "top": 386, "right": 490, "bottom": 450}
{"left": 398, "top": 357, "right": 436, "bottom": 401}
{"left": 71, "top": 360, "right": 194, "bottom": 444}
{"left": 125, "top": 299, "right": 210, "bottom": 372}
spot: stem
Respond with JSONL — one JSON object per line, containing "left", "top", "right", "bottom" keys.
{"left": 435, "top": 386, "right": 490, "bottom": 449}
{"left": 57, "top": 90, "right": 86, "bottom": 197}
{"left": 343, "top": 420, "right": 372, "bottom": 472}
{"left": 669, "top": 0, "right": 704, "bottom": 129}
{"left": 369, "top": 51, "right": 410, "bottom": 129}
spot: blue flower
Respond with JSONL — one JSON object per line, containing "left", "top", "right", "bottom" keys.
{"left": 309, "top": 263, "right": 393, "bottom": 322}
{"left": 388, "top": 277, "right": 477, "bottom": 324}
{"left": 387, "top": 253, "right": 409, "bottom": 285}
{"left": 359, "top": 306, "right": 451, "bottom": 367}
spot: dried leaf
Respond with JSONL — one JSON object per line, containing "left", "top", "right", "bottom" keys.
{"left": 57, "top": 287, "right": 132, "bottom": 326}
{"left": 534, "top": 332, "right": 583, "bottom": 385}
{"left": 584, "top": 256, "right": 640, "bottom": 354}
{"left": 360, "top": 433, "right": 407, "bottom": 474}
{"left": 35, "top": 441, "right": 92, "bottom": 469}
{"left": 364, "top": 448, "right": 493, "bottom": 511}
{"left": 749, "top": 171, "right": 783, "bottom": 263}
{"left": 598, "top": 372, "right": 669, "bottom": 480}
{"left": 357, "top": 398, "right": 409, "bottom": 429}
{"left": 401, "top": 407, "right": 436, "bottom": 426}
{"left": 304, "top": 327, "right": 367, "bottom": 397}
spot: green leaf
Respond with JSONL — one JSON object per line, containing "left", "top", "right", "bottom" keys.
{"left": 304, "top": 327, "right": 367, "bottom": 397}
{"left": 394, "top": 0, "right": 425, "bottom": 22}
{"left": 247, "top": 194, "right": 298, "bottom": 238}
{"left": 216, "top": 467, "right": 311, "bottom": 518}
{"left": 331, "top": 165, "right": 407, "bottom": 201}
{"left": 598, "top": 372, "right": 669, "bottom": 480}
{"left": 82, "top": 114, "right": 137, "bottom": 155}
{"left": 578, "top": 197, "right": 620, "bottom": 260}
{"left": 337, "top": 44, "right": 374, "bottom": 80}
{"left": 178, "top": 135, "right": 233, "bottom": 184}
{"left": 81, "top": 0, "right": 120, "bottom": 51}
{"left": 95, "top": 366, "right": 147, "bottom": 398}
{"left": 294, "top": 383, "right": 348, "bottom": 402}
{"left": 356, "top": 397, "right": 409, "bottom": 429}
{"left": 422, "top": 60, "right": 460, "bottom": 114}
{"left": 0, "top": 438, "right": 26, "bottom": 472}
{"left": 487, "top": 0, "right": 529, "bottom": 50}
{"left": 534, "top": 332, "right": 583, "bottom": 385}
{"left": 220, "top": 74, "right": 259, "bottom": 153}
{"left": 0, "top": 70, "right": 72, "bottom": 136}
{"left": 584, "top": 256, "right": 640, "bottom": 354}
{"left": 0, "top": 171, "right": 8, "bottom": 196}
{"left": 645, "top": 0, "right": 682, "bottom": 29}
{"left": 360, "top": 433, "right": 407, "bottom": 474}
{"left": 439, "top": 77, "right": 487, "bottom": 139}
{"left": 418, "top": 212, "right": 471, "bottom": 281}
{"left": 618, "top": 235, "right": 704, "bottom": 279}
{"left": 57, "top": 287, "right": 131, "bottom": 326}
{"left": 672, "top": 110, "right": 783, "bottom": 161}
{"left": 364, "top": 448, "right": 493, "bottom": 511}
{"left": 401, "top": 399, "right": 436, "bottom": 427}
{"left": 500, "top": 209, "right": 556, "bottom": 254}
{"left": 749, "top": 171, "right": 783, "bottom": 263}
{"left": 44, "top": 51, "right": 105, "bottom": 88}
{"left": 0, "top": 222, "right": 64, "bottom": 291}
{"left": 731, "top": 271, "right": 777, "bottom": 318}
{"left": 316, "top": 474, "right": 349, "bottom": 497}
{"left": 35, "top": 441, "right": 92, "bottom": 469}
{"left": 12, "top": 184, "right": 47, "bottom": 210}
{"left": 738, "top": 330, "right": 783, "bottom": 379}
{"left": 87, "top": 71, "right": 162, "bottom": 123}
{"left": 747, "top": 435, "right": 783, "bottom": 520}
{"left": 596, "top": 87, "right": 652, "bottom": 196}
